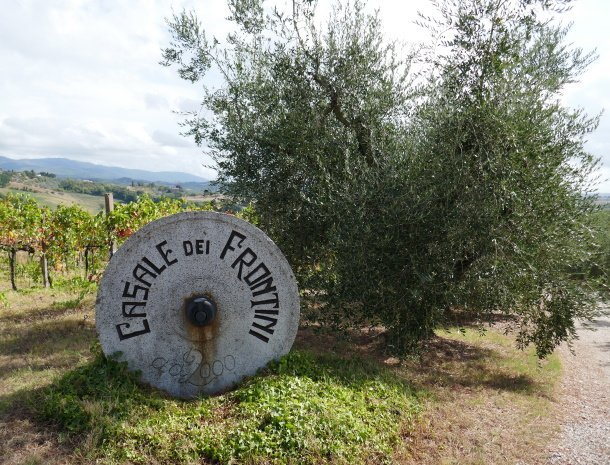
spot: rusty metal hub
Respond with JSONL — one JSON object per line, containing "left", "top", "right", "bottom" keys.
{"left": 186, "top": 296, "right": 217, "bottom": 326}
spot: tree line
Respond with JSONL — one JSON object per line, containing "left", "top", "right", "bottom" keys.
{"left": 59, "top": 178, "right": 143, "bottom": 203}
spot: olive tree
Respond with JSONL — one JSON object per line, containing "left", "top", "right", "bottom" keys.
{"left": 163, "top": 0, "right": 603, "bottom": 356}
{"left": 405, "top": 0, "right": 602, "bottom": 355}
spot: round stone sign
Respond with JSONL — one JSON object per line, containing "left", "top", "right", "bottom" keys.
{"left": 96, "top": 211, "right": 300, "bottom": 398}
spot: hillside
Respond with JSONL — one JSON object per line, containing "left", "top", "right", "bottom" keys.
{"left": 0, "top": 171, "right": 219, "bottom": 214}
{"left": 0, "top": 155, "right": 211, "bottom": 186}
{"left": 0, "top": 185, "right": 105, "bottom": 213}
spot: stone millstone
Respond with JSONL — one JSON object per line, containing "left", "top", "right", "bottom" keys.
{"left": 95, "top": 211, "right": 300, "bottom": 398}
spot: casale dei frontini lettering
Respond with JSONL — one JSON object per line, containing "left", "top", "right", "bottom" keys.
{"left": 117, "top": 230, "right": 281, "bottom": 343}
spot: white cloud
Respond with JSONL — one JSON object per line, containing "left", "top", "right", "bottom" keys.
{"left": 0, "top": 0, "right": 608, "bottom": 189}
{"left": 145, "top": 93, "right": 170, "bottom": 110}
{"left": 0, "top": 0, "right": 218, "bottom": 179}
{"left": 152, "top": 129, "right": 192, "bottom": 147}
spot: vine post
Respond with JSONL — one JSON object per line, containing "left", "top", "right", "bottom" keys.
{"left": 8, "top": 249, "right": 17, "bottom": 291}
{"left": 40, "top": 208, "right": 51, "bottom": 288}
{"left": 104, "top": 192, "right": 116, "bottom": 259}
{"left": 40, "top": 253, "right": 50, "bottom": 288}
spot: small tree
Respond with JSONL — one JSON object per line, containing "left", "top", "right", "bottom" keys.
{"left": 0, "top": 194, "right": 41, "bottom": 290}
{"left": 162, "top": 0, "right": 413, "bottom": 270}
{"left": 163, "top": 0, "right": 603, "bottom": 356}
{"left": 407, "top": 0, "right": 602, "bottom": 355}
{"left": 0, "top": 171, "right": 12, "bottom": 188}
{"left": 46, "top": 204, "right": 93, "bottom": 272}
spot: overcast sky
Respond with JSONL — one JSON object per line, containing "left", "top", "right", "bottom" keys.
{"left": 1, "top": 0, "right": 608, "bottom": 189}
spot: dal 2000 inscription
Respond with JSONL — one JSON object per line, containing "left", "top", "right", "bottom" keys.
{"left": 151, "top": 349, "right": 237, "bottom": 387}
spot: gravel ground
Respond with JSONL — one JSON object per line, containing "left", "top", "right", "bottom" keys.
{"left": 546, "top": 308, "right": 610, "bottom": 465}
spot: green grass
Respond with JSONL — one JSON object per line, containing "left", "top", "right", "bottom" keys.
{"left": 394, "top": 326, "right": 563, "bottom": 464}
{"left": 33, "top": 348, "right": 420, "bottom": 465}
{"left": 1, "top": 284, "right": 566, "bottom": 465}
{"left": 1, "top": 283, "right": 422, "bottom": 464}
{"left": 437, "top": 326, "right": 562, "bottom": 396}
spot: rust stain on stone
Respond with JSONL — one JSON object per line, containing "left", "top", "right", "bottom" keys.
{"left": 182, "top": 292, "right": 221, "bottom": 387}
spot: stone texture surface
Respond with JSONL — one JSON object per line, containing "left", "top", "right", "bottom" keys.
{"left": 96, "top": 211, "right": 300, "bottom": 398}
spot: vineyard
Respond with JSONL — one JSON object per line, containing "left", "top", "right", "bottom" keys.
{"left": 0, "top": 193, "right": 252, "bottom": 291}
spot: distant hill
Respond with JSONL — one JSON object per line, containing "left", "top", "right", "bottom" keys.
{"left": 0, "top": 156, "right": 210, "bottom": 185}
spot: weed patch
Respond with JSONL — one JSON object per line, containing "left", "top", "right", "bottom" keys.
{"left": 33, "top": 348, "right": 421, "bottom": 464}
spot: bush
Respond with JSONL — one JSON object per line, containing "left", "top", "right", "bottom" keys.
{"left": 0, "top": 171, "right": 12, "bottom": 187}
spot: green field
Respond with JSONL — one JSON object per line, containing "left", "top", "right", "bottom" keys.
{"left": 0, "top": 187, "right": 106, "bottom": 214}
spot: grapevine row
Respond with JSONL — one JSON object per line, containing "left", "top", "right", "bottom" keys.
{"left": 0, "top": 194, "right": 225, "bottom": 290}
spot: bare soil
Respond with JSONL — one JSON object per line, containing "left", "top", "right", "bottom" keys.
{"left": 295, "top": 324, "right": 562, "bottom": 465}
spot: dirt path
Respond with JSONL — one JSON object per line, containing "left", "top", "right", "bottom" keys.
{"left": 546, "top": 309, "right": 610, "bottom": 465}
